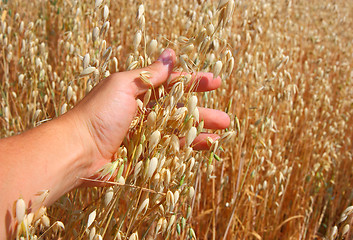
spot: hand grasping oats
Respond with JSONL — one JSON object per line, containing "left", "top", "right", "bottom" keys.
{"left": 0, "top": 48, "right": 229, "bottom": 238}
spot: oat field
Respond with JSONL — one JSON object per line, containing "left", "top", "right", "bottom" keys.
{"left": 1, "top": 0, "right": 353, "bottom": 239}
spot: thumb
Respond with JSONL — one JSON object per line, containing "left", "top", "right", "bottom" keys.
{"left": 118, "top": 48, "right": 176, "bottom": 97}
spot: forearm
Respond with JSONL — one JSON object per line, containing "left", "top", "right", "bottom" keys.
{"left": 0, "top": 112, "right": 92, "bottom": 237}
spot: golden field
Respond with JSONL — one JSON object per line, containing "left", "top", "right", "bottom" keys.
{"left": 1, "top": 0, "right": 353, "bottom": 239}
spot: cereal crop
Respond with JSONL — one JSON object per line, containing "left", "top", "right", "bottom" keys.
{"left": 1, "top": 0, "right": 353, "bottom": 239}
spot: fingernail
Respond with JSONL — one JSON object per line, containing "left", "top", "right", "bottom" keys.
{"left": 158, "top": 48, "right": 173, "bottom": 66}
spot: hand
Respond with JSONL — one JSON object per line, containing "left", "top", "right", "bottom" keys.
{"left": 69, "top": 49, "right": 230, "bottom": 181}
{"left": 0, "top": 49, "right": 230, "bottom": 236}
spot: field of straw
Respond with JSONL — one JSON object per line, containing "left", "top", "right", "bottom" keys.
{"left": 1, "top": 0, "right": 353, "bottom": 239}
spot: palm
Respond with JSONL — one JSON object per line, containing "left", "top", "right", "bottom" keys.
{"left": 74, "top": 77, "right": 138, "bottom": 170}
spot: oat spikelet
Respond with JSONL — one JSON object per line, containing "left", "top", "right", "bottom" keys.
{"left": 87, "top": 210, "right": 96, "bottom": 229}
{"left": 16, "top": 198, "right": 26, "bottom": 223}
{"left": 186, "top": 127, "right": 197, "bottom": 147}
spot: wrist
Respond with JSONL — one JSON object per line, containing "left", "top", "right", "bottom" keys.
{"left": 56, "top": 110, "right": 96, "bottom": 178}
{"left": 61, "top": 107, "right": 110, "bottom": 181}
{"left": 36, "top": 113, "right": 93, "bottom": 204}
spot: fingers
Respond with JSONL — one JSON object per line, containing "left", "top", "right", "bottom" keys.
{"left": 169, "top": 72, "right": 222, "bottom": 92}
{"left": 116, "top": 48, "right": 176, "bottom": 97}
{"left": 198, "top": 107, "right": 230, "bottom": 129}
{"left": 178, "top": 108, "right": 229, "bottom": 150}
{"left": 113, "top": 48, "right": 220, "bottom": 98}
{"left": 180, "top": 133, "right": 220, "bottom": 150}
{"left": 138, "top": 73, "right": 221, "bottom": 102}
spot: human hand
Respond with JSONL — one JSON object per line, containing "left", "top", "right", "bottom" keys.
{"left": 67, "top": 49, "right": 230, "bottom": 181}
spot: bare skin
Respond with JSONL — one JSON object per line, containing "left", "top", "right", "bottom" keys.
{"left": 0, "top": 49, "right": 230, "bottom": 238}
